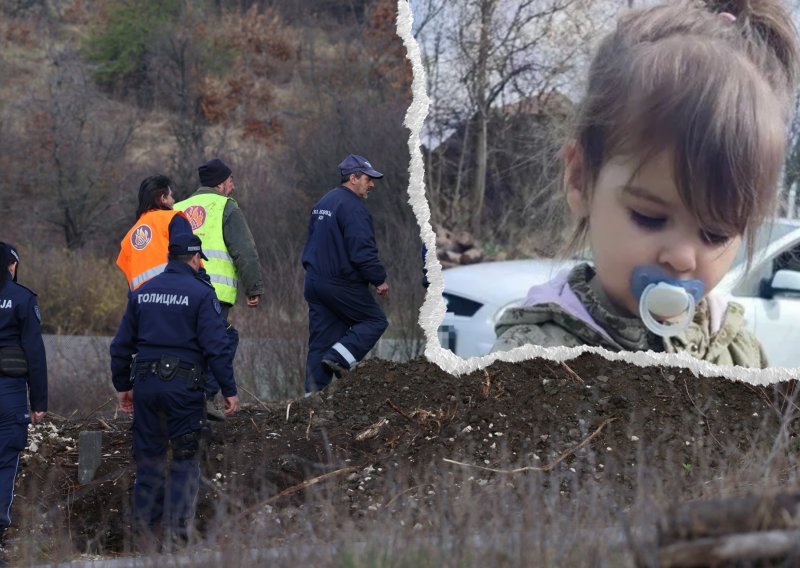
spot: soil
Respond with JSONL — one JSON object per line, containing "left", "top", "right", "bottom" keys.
{"left": 9, "top": 353, "right": 800, "bottom": 560}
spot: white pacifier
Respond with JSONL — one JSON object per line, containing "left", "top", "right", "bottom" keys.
{"left": 630, "top": 266, "right": 704, "bottom": 337}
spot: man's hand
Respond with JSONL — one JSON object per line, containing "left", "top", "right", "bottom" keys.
{"left": 376, "top": 282, "right": 389, "bottom": 298}
{"left": 246, "top": 295, "right": 261, "bottom": 307}
{"left": 118, "top": 390, "right": 134, "bottom": 413}
{"left": 224, "top": 395, "right": 240, "bottom": 416}
{"left": 31, "top": 411, "right": 47, "bottom": 424}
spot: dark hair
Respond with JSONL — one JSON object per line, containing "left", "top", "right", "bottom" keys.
{"left": 135, "top": 175, "right": 173, "bottom": 219}
{"left": 565, "top": 0, "right": 800, "bottom": 265}
{"left": 341, "top": 171, "right": 365, "bottom": 184}
{"left": 167, "top": 252, "right": 195, "bottom": 263}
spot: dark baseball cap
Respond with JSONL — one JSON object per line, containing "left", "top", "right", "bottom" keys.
{"left": 169, "top": 233, "right": 209, "bottom": 260}
{"left": 0, "top": 242, "right": 19, "bottom": 264}
{"left": 0, "top": 242, "right": 19, "bottom": 282}
{"left": 338, "top": 154, "right": 384, "bottom": 178}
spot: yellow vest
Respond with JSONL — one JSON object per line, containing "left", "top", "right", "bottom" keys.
{"left": 175, "top": 192, "right": 238, "bottom": 304}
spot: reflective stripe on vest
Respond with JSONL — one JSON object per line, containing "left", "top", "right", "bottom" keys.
{"left": 130, "top": 263, "right": 167, "bottom": 290}
{"left": 204, "top": 249, "right": 233, "bottom": 262}
{"left": 117, "top": 210, "right": 184, "bottom": 291}
{"left": 174, "top": 192, "right": 238, "bottom": 304}
{"left": 209, "top": 274, "right": 238, "bottom": 288}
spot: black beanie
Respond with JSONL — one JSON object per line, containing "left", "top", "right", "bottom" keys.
{"left": 198, "top": 158, "right": 232, "bottom": 187}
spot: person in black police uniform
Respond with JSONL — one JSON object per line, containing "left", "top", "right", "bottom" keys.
{"left": 110, "top": 233, "right": 239, "bottom": 548}
{"left": 0, "top": 243, "right": 47, "bottom": 564}
{"left": 301, "top": 154, "right": 390, "bottom": 393}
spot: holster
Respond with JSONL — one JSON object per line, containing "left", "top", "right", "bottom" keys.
{"left": 181, "top": 362, "right": 205, "bottom": 392}
{"left": 0, "top": 346, "right": 28, "bottom": 377}
{"left": 134, "top": 356, "right": 205, "bottom": 391}
{"left": 158, "top": 355, "right": 181, "bottom": 381}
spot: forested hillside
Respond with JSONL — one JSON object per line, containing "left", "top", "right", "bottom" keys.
{"left": 0, "top": 0, "right": 421, "bottom": 346}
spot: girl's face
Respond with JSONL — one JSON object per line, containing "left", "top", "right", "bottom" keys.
{"left": 566, "top": 150, "right": 741, "bottom": 317}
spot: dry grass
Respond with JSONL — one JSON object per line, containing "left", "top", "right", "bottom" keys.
{"left": 19, "top": 245, "right": 128, "bottom": 336}
{"left": 9, "top": 406, "right": 800, "bottom": 567}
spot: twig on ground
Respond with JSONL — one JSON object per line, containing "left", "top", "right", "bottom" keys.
{"left": 285, "top": 401, "right": 292, "bottom": 422}
{"left": 97, "top": 418, "right": 113, "bottom": 431}
{"left": 237, "top": 465, "right": 362, "bottom": 519}
{"left": 239, "top": 385, "right": 271, "bottom": 413}
{"left": 78, "top": 398, "right": 114, "bottom": 421}
{"left": 682, "top": 376, "right": 722, "bottom": 448}
{"left": 386, "top": 398, "right": 418, "bottom": 426}
{"left": 443, "top": 418, "right": 616, "bottom": 474}
{"left": 306, "top": 409, "right": 314, "bottom": 440}
{"left": 481, "top": 370, "right": 493, "bottom": 397}
{"left": 560, "top": 361, "right": 584, "bottom": 384}
{"left": 384, "top": 483, "right": 434, "bottom": 508}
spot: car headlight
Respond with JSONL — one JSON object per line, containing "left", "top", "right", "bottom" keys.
{"left": 492, "top": 299, "right": 524, "bottom": 324}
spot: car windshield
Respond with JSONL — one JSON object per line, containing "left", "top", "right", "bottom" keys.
{"left": 730, "top": 220, "right": 798, "bottom": 271}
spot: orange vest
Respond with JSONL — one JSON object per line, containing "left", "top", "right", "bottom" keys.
{"left": 117, "top": 210, "right": 188, "bottom": 290}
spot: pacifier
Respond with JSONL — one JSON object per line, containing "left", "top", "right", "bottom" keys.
{"left": 630, "top": 266, "right": 704, "bottom": 337}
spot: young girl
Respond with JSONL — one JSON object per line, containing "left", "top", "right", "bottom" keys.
{"left": 493, "top": 0, "right": 800, "bottom": 368}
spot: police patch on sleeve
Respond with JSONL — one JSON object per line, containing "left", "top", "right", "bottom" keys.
{"left": 212, "top": 298, "right": 221, "bottom": 315}
{"left": 34, "top": 303, "right": 41, "bottom": 322}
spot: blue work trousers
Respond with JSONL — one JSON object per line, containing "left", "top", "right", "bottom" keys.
{"left": 0, "top": 377, "right": 29, "bottom": 532}
{"left": 304, "top": 278, "right": 388, "bottom": 393}
{"left": 131, "top": 370, "right": 205, "bottom": 538}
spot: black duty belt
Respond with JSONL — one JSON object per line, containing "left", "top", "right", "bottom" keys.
{"left": 136, "top": 361, "right": 199, "bottom": 381}
{"left": 133, "top": 355, "right": 205, "bottom": 390}
{"left": 0, "top": 346, "right": 28, "bottom": 377}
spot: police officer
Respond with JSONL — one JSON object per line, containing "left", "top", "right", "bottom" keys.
{"left": 0, "top": 243, "right": 47, "bottom": 563}
{"left": 110, "top": 233, "right": 239, "bottom": 548}
{"left": 301, "top": 154, "right": 390, "bottom": 393}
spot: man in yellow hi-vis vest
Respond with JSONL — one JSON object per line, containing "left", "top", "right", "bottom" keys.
{"left": 175, "top": 158, "right": 264, "bottom": 316}
{"left": 175, "top": 158, "right": 263, "bottom": 419}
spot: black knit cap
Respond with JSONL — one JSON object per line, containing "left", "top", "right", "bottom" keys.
{"left": 198, "top": 158, "right": 232, "bottom": 187}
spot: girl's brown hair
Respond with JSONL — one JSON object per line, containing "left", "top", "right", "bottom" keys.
{"left": 567, "top": 0, "right": 800, "bottom": 262}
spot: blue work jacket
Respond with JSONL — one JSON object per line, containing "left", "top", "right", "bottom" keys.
{"left": 301, "top": 186, "right": 387, "bottom": 286}
{"left": 0, "top": 277, "right": 47, "bottom": 411}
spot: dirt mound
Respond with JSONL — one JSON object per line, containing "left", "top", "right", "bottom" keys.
{"left": 10, "top": 353, "right": 799, "bottom": 560}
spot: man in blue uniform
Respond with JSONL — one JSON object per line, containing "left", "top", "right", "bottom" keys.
{"left": 110, "top": 233, "right": 239, "bottom": 549}
{"left": 0, "top": 243, "right": 47, "bottom": 564}
{"left": 301, "top": 154, "right": 390, "bottom": 393}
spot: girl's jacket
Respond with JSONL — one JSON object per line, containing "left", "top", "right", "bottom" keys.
{"left": 493, "top": 263, "right": 767, "bottom": 369}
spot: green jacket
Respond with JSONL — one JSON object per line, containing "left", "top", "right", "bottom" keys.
{"left": 493, "top": 263, "right": 767, "bottom": 369}
{"left": 177, "top": 187, "right": 264, "bottom": 302}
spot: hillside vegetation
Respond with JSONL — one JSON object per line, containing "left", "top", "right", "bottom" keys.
{"left": 0, "top": 0, "right": 421, "bottom": 347}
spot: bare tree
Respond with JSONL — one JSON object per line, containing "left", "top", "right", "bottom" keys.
{"left": 416, "top": 0, "right": 628, "bottom": 255}
{"left": 24, "top": 50, "right": 138, "bottom": 249}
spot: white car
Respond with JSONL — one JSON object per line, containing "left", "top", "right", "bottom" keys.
{"left": 439, "top": 219, "right": 800, "bottom": 367}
